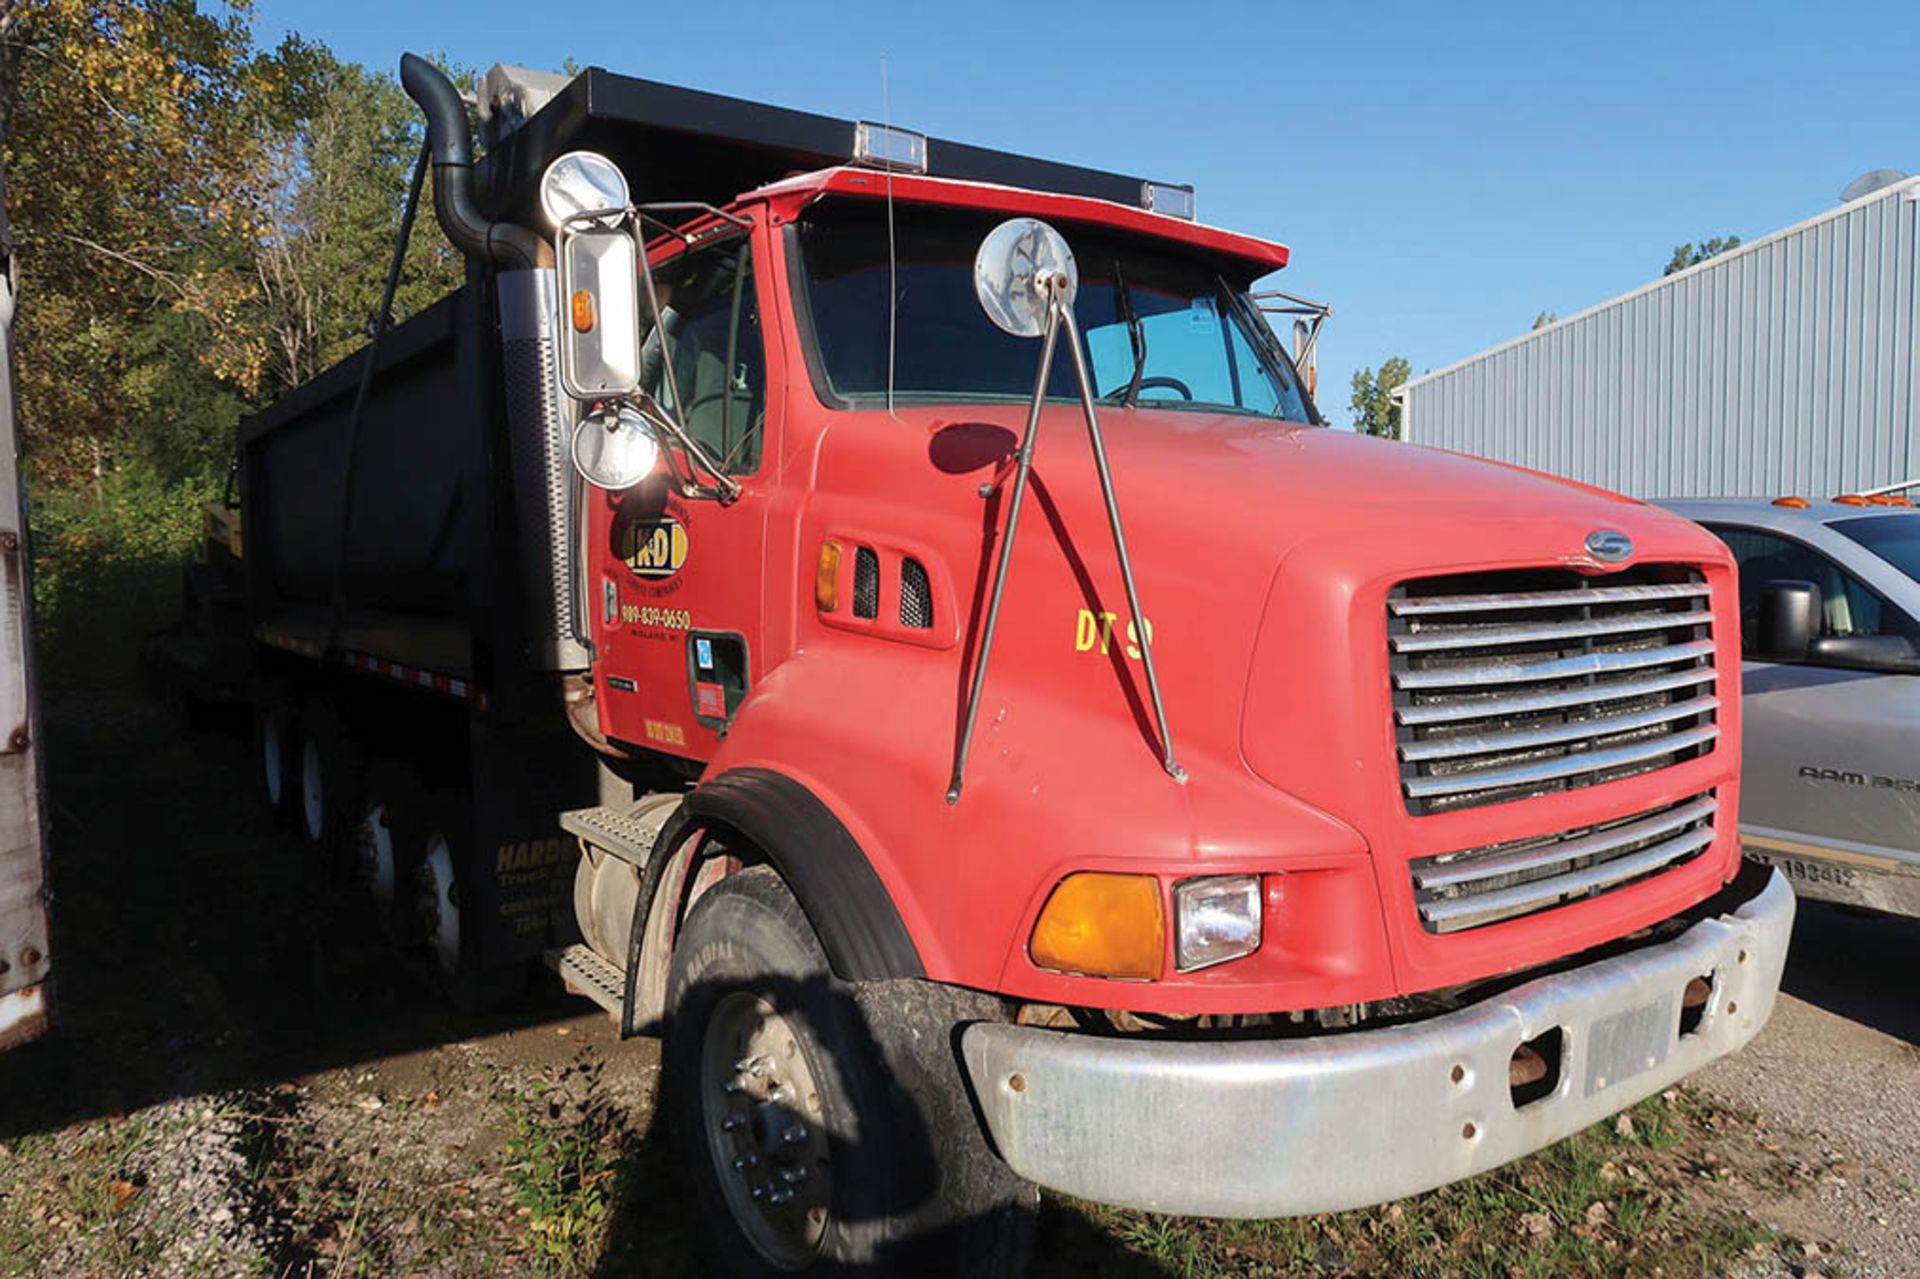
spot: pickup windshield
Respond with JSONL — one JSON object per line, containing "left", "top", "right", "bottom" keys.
{"left": 794, "top": 202, "right": 1314, "bottom": 421}
{"left": 1832, "top": 511, "right": 1920, "bottom": 583}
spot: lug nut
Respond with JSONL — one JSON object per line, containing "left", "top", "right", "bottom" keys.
{"left": 768, "top": 1188, "right": 796, "bottom": 1206}
{"left": 779, "top": 1167, "right": 809, "bottom": 1185}
{"left": 733, "top": 1154, "right": 760, "bottom": 1172}
{"left": 721, "top": 1115, "right": 744, "bottom": 1132}
{"left": 781, "top": 1124, "right": 808, "bottom": 1146}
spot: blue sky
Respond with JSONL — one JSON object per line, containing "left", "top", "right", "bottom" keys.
{"left": 253, "top": 0, "right": 1920, "bottom": 426}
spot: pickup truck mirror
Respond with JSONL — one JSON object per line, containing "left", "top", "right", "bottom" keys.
{"left": 1754, "top": 579, "right": 1819, "bottom": 660}
{"left": 1808, "top": 632, "right": 1920, "bottom": 672}
{"left": 556, "top": 221, "right": 642, "bottom": 400}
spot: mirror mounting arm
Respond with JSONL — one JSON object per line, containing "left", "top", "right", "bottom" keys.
{"left": 627, "top": 393, "right": 742, "bottom": 504}
{"left": 948, "top": 254, "right": 1187, "bottom": 804}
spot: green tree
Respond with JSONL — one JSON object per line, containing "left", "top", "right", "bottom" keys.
{"left": 1532, "top": 311, "right": 1557, "bottom": 330}
{"left": 212, "top": 52, "right": 464, "bottom": 397}
{"left": 2, "top": 6, "right": 462, "bottom": 485}
{"left": 1663, "top": 236, "right": 1741, "bottom": 276}
{"left": 0, "top": 0, "right": 289, "bottom": 485}
{"left": 1350, "top": 356, "right": 1411, "bottom": 440}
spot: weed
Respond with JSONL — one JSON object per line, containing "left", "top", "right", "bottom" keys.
{"left": 499, "top": 1068, "right": 631, "bottom": 1276}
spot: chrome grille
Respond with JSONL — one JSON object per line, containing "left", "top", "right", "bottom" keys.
{"left": 1390, "top": 567, "right": 1718, "bottom": 815}
{"left": 1411, "top": 792, "right": 1718, "bottom": 932}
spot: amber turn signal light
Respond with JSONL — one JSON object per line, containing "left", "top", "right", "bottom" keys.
{"left": 1770, "top": 496, "right": 1810, "bottom": 508}
{"left": 814, "top": 540, "right": 842, "bottom": 612}
{"left": 1029, "top": 872, "right": 1164, "bottom": 980}
{"left": 571, "top": 289, "right": 597, "bottom": 333}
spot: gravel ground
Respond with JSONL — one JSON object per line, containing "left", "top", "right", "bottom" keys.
{"left": 1697, "top": 896, "right": 1920, "bottom": 1277}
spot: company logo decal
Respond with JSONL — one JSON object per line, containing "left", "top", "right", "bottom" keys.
{"left": 1584, "top": 529, "right": 1634, "bottom": 563}
{"left": 624, "top": 517, "right": 689, "bottom": 579}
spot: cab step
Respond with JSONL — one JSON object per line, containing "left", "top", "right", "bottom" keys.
{"left": 548, "top": 943, "right": 626, "bottom": 1017}
{"left": 559, "top": 794, "right": 679, "bottom": 868}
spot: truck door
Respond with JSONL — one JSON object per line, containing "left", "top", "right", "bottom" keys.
{"left": 590, "top": 228, "right": 773, "bottom": 757}
{"left": 0, "top": 157, "right": 50, "bottom": 1050}
{"left": 1703, "top": 522, "right": 1920, "bottom": 905}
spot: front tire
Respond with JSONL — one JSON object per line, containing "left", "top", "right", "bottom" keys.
{"left": 663, "top": 865, "right": 1034, "bottom": 1276}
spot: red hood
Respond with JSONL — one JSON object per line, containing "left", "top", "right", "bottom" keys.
{"left": 800, "top": 404, "right": 1739, "bottom": 1009}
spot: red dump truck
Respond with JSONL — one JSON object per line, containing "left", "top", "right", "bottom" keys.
{"left": 154, "top": 53, "right": 1794, "bottom": 1274}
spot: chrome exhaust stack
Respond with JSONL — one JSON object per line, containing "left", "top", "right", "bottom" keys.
{"left": 400, "top": 53, "right": 587, "bottom": 670}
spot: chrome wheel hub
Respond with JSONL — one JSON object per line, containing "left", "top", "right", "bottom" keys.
{"left": 263, "top": 718, "right": 283, "bottom": 806}
{"left": 702, "top": 992, "right": 832, "bottom": 1268}
{"left": 416, "top": 834, "right": 460, "bottom": 975}
{"left": 300, "top": 738, "right": 324, "bottom": 840}
{"left": 356, "top": 799, "right": 396, "bottom": 905}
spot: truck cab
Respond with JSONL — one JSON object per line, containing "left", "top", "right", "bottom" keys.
{"left": 1661, "top": 495, "right": 1920, "bottom": 915}
{"left": 184, "top": 55, "right": 1794, "bottom": 1275}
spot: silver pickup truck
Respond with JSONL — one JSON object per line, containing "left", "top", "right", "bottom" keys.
{"left": 1660, "top": 496, "right": 1920, "bottom": 917}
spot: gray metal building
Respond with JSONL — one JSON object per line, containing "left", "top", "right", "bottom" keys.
{"left": 1396, "top": 174, "right": 1920, "bottom": 498}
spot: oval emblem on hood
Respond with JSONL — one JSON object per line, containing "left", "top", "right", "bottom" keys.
{"left": 1584, "top": 529, "right": 1634, "bottom": 563}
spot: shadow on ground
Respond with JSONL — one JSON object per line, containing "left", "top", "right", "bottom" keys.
{"left": 0, "top": 683, "right": 579, "bottom": 1141}
{"left": 1776, "top": 897, "right": 1920, "bottom": 1045}
{"left": 0, "top": 678, "right": 1174, "bottom": 1275}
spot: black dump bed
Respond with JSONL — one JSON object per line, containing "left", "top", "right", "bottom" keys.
{"left": 239, "top": 289, "right": 497, "bottom": 683}
{"left": 475, "top": 65, "right": 1171, "bottom": 224}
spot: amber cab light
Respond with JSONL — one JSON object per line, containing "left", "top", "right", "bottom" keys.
{"left": 570, "top": 289, "right": 597, "bottom": 333}
{"left": 1771, "top": 496, "right": 1810, "bottom": 508}
{"left": 814, "top": 540, "right": 843, "bottom": 612}
{"left": 1833, "top": 494, "right": 1870, "bottom": 506}
{"left": 1029, "top": 872, "right": 1164, "bottom": 980}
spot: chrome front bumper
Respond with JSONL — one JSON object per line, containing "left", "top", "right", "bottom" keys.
{"left": 961, "top": 867, "right": 1794, "bottom": 1218}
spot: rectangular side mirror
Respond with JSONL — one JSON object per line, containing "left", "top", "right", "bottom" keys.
{"left": 1754, "top": 579, "right": 1820, "bottom": 661}
{"left": 557, "top": 223, "right": 641, "bottom": 399}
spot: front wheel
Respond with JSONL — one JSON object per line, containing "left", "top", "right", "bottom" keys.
{"left": 663, "top": 865, "right": 1034, "bottom": 1277}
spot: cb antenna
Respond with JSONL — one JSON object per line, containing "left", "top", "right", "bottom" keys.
{"left": 883, "top": 55, "right": 900, "bottom": 419}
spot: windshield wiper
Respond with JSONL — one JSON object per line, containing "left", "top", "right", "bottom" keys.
{"left": 1109, "top": 260, "right": 1146, "bottom": 405}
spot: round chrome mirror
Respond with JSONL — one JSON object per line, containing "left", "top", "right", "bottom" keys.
{"left": 973, "top": 217, "right": 1077, "bottom": 338}
{"left": 539, "top": 150, "right": 631, "bottom": 229}
{"left": 570, "top": 404, "right": 660, "bottom": 490}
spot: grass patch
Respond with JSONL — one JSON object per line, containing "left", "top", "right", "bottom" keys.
{"left": 0, "top": 1117, "right": 168, "bottom": 1278}
{"left": 1036, "top": 1093, "right": 1807, "bottom": 1278}
{"left": 498, "top": 1064, "right": 634, "bottom": 1277}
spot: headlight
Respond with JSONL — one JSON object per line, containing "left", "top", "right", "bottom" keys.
{"left": 1174, "top": 875, "right": 1262, "bottom": 972}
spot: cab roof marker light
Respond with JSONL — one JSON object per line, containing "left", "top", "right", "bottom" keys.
{"left": 1771, "top": 496, "right": 1811, "bottom": 508}
{"left": 852, "top": 121, "right": 928, "bottom": 174}
{"left": 1142, "top": 181, "right": 1196, "bottom": 221}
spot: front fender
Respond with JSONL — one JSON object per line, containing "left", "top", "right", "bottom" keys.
{"left": 684, "top": 767, "right": 924, "bottom": 981}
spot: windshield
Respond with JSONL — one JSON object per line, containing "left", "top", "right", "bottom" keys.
{"left": 793, "top": 202, "right": 1315, "bottom": 421}
{"left": 1832, "top": 512, "right": 1920, "bottom": 583}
